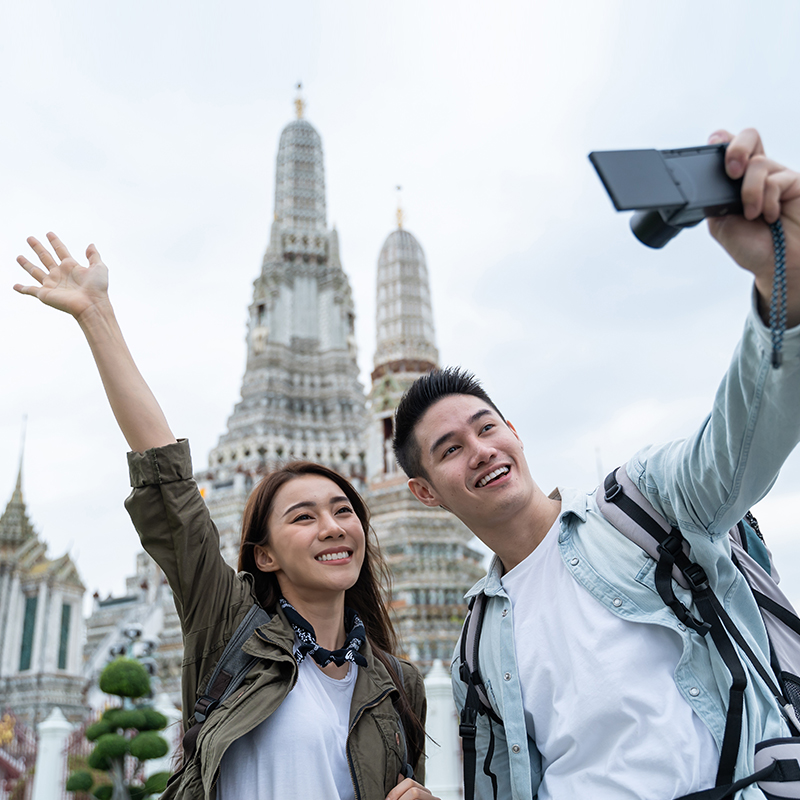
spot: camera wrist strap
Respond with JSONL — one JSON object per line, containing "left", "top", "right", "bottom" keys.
{"left": 769, "top": 219, "right": 787, "bottom": 368}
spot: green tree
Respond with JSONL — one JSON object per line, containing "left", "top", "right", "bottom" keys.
{"left": 67, "top": 658, "right": 171, "bottom": 800}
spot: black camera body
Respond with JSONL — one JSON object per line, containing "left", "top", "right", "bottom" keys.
{"left": 589, "top": 144, "right": 743, "bottom": 248}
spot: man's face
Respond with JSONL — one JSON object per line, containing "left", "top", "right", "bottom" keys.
{"left": 407, "top": 394, "right": 535, "bottom": 532}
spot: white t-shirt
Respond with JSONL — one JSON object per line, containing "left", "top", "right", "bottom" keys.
{"left": 500, "top": 521, "right": 718, "bottom": 800}
{"left": 218, "top": 654, "right": 357, "bottom": 800}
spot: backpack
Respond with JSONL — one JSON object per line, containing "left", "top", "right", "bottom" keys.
{"left": 183, "top": 603, "right": 414, "bottom": 778}
{"left": 456, "top": 465, "right": 800, "bottom": 800}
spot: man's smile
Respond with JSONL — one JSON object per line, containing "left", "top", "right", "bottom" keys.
{"left": 476, "top": 465, "right": 510, "bottom": 488}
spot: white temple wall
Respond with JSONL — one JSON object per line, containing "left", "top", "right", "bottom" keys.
{"left": 68, "top": 594, "right": 83, "bottom": 674}
{"left": 30, "top": 581, "right": 48, "bottom": 675}
{"left": 292, "top": 275, "right": 318, "bottom": 339}
{"left": 2, "top": 577, "right": 23, "bottom": 675}
{"left": 41, "top": 586, "right": 61, "bottom": 673}
{"left": 0, "top": 570, "right": 11, "bottom": 675}
{"left": 273, "top": 284, "right": 292, "bottom": 345}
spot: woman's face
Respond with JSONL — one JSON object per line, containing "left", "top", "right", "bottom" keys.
{"left": 253, "top": 474, "right": 366, "bottom": 603}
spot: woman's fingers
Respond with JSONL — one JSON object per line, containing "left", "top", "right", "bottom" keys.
{"left": 46, "top": 231, "right": 73, "bottom": 262}
{"left": 26, "top": 236, "right": 57, "bottom": 269}
{"left": 16, "top": 254, "right": 48, "bottom": 285}
{"left": 86, "top": 243, "right": 103, "bottom": 266}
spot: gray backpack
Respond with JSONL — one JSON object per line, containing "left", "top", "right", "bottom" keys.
{"left": 456, "top": 466, "right": 800, "bottom": 800}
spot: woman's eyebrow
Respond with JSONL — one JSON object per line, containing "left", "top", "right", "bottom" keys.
{"left": 282, "top": 496, "right": 351, "bottom": 517}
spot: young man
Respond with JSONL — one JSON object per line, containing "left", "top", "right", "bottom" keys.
{"left": 392, "top": 128, "right": 800, "bottom": 800}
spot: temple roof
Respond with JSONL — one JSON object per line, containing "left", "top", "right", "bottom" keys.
{"left": 273, "top": 118, "right": 327, "bottom": 232}
{"left": 0, "top": 465, "right": 35, "bottom": 554}
{"left": 0, "top": 465, "right": 84, "bottom": 590}
{"left": 373, "top": 228, "right": 440, "bottom": 371}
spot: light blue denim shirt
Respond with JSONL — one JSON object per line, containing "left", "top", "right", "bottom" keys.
{"left": 452, "top": 297, "right": 800, "bottom": 800}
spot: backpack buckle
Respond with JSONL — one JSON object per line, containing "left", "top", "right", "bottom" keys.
{"left": 658, "top": 534, "right": 683, "bottom": 559}
{"left": 459, "top": 706, "right": 478, "bottom": 739}
{"left": 604, "top": 479, "right": 622, "bottom": 502}
{"left": 683, "top": 563, "right": 709, "bottom": 592}
{"left": 193, "top": 696, "right": 218, "bottom": 723}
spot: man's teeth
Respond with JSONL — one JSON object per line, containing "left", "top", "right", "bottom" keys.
{"left": 477, "top": 467, "right": 509, "bottom": 488}
{"left": 316, "top": 551, "right": 350, "bottom": 562}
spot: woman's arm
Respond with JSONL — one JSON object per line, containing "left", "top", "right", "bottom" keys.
{"left": 15, "top": 232, "right": 176, "bottom": 453}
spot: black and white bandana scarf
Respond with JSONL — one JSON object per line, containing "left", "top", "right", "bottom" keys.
{"left": 279, "top": 599, "right": 368, "bottom": 668}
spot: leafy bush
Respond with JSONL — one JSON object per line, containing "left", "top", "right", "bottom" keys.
{"left": 111, "top": 709, "right": 148, "bottom": 731}
{"left": 68, "top": 656, "right": 174, "bottom": 798}
{"left": 139, "top": 708, "right": 168, "bottom": 731}
{"left": 65, "top": 770, "right": 93, "bottom": 792}
{"left": 87, "top": 734, "right": 128, "bottom": 771}
{"left": 144, "top": 772, "right": 170, "bottom": 794}
{"left": 98, "top": 657, "right": 151, "bottom": 699}
{"left": 85, "top": 720, "right": 112, "bottom": 742}
{"left": 129, "top": 731, "right": 169, "bottom": 762}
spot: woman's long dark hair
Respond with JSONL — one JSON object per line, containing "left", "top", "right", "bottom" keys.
{"left": 238, "top": 461, "right": 424, "bottom": 768}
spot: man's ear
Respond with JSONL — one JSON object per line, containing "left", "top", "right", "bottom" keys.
{"left": 407, "top": 477, "right": 442, "bottom": 508}
{"left": 254, "top": 545, "right": 280, "bottom": 573}
{"left": 506, "top": 419, "right": 523, "bottom": 447}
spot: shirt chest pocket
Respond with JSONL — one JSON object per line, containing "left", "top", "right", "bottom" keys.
{"left": 634, "top": 553, "right": 696, "bottom": 615}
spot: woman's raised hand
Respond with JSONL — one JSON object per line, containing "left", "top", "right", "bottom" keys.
{"left": 13, "top": 231, "right": 176, "bottom": 452}
{"left": 15, "top": 232, "right": 110, "bottom": 321}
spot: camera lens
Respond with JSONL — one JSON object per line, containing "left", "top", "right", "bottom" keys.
{"left": 630, "top": 210, "right": 682, "bottom": 249}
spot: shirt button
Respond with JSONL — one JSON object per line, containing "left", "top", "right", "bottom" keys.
{"left": 612, "top": 598, "right": 622, "bottom": 607}
{"left": 504, "top": 672, "right": 512, "bottom": 681}
{"left": 502, "top": 608, "right": 509, "bottom": 617}
{"left": 570, "top": 558, "right": 579, "bottom": 566}
{"left": 677, "top": 623, "right": 687, "bottom": 632}
{"left": 689, "top": 687, "right": 700, "bottom": 697}
{"left": 512, "top": 744, "right": 521, "bottom": 754}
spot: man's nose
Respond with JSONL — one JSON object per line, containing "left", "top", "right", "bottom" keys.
{"left": 468, "top": 438, "right": 496, "bottom": 468}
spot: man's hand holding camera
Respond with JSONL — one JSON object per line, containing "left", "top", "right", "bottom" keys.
{"left": 708, "top": 128, "right": 800, "bottom": 327}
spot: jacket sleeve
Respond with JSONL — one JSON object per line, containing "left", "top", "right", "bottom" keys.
{"left": 398, "top": 659, "right": 428, "bottom": 784}
{"left": 124, "top": 439, "right": 255, "bottom": 717}
{"left": 630, "top": 295, "right": 800, "bottom": 537}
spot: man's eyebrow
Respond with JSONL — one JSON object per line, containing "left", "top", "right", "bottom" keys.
{"left": 282, "top": 496, "right": 351, "bottom": 517}
{"left": 428, "top": 408, "right": 494, "bottom": 456}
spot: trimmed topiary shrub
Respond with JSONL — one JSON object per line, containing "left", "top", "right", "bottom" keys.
{"left": 67, "top": 657, "right": 175, "bottom": 799}
{"left": 129, "top": 732, "right": 169, "bottom": 762}
{"left": 143, "top": 773, "right": 170, "bottom": 795}
{"left": 98, "top": 658, "right": 151, "bottom": 699}
{"left": 138, "top": 709, "right": 168, "bottom": 732}
{"left": 65, "top": 770, "right": 94, "bottom": 792}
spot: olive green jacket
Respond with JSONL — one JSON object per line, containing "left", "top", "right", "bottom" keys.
{"left": 125, "top": 439, "right": 426, "bottom": 799}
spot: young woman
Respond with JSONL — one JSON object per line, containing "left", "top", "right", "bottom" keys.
{"left": 14, "top": 233, "right": 438, "bottom": 800}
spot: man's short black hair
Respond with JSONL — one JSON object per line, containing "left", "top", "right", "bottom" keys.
{"left": 392, "top": 367, "right": 504, "bottom": 479}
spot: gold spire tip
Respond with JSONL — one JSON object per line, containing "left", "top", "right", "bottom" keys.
{"left": 395, "top": 185, "right": 404, "bottom": 229}
{"left": 294, "top": 82, "right": 305, "bottom": 119}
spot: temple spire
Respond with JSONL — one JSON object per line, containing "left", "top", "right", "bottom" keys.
{"left": 372, "top": 222, "right": 439, "bottom": 375}
{"left": 0, "top": 419, "right": 36, "bottom": 551}
{"left": 396, "top": 185, "right": 404, "bottom": 230}
{"left": 294, "top": 82, "right": 305, "bottom": 120}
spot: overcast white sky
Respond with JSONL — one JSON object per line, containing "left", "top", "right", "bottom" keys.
{"left": 3, "top": 0, "right": 800, "bottom": 607}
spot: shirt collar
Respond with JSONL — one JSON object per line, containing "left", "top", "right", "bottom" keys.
{"left": 464, "top": 485, "right": 593, "bottom": 599}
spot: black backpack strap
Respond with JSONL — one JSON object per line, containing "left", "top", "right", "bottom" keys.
{"left": 183, "top": 603, "right": 272, "bottom": 760}
{"left": 385, "top": 652, "right": 414, "bottom": 780}
{"left": 601, "top": 466, "right": 797, "bottom": 789}
{"left": 458, "top": 594, "right": 501, "bottom": 800}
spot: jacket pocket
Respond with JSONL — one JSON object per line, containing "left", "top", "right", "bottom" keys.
{"left": 161, "top": 756, "right": 204, "bottom": 799}
{"left": 371, "top": 712, "right": 407, "bottom": 791}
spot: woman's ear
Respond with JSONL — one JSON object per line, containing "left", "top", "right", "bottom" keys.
{"left": 254, "top": 545, "right": 280, "bottom": 573}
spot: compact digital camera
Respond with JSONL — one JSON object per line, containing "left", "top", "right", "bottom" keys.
{"left": 589, "top": 143, "right": 743, "bottom": 248}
